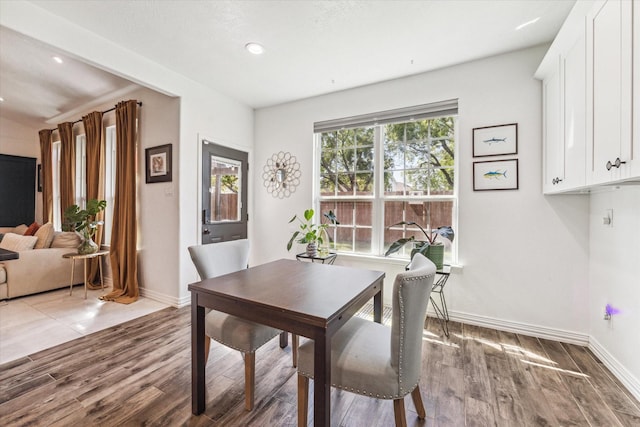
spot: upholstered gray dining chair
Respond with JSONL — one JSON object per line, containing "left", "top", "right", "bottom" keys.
{"left": 296, "top": 253, "right": 436, "bottom": 427}
{"left": 188, "top": 240, "right": 296, "bottom": 411}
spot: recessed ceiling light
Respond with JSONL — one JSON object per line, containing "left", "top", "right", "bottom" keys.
{"left": 52, "top": 56, "right": 64, "bottom": 64}
{"left": 0, "top": 97, "right": 4, "bottom": 102}
{"left": 245, "top": 42, "right": 265, "bottom": 55}
{"left": 516, "top": 17, "right": 540, "bottom": 31}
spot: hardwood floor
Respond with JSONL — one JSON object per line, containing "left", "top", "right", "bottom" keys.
{"left": 1, "top": 306, "right": 638, "bottom": 426}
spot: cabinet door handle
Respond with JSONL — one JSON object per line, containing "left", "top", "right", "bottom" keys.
{"left": 606, "top": 158, "right": 627, "bottom": 170}
{"left": 552, "top": 177, "right": 563, "bottom": 185}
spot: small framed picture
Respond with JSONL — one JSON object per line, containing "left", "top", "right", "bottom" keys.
{"left": 473, "top": 123, "right": 518, "bottom": 157}
{"left": 145, "top": 144, "right": 172, "bottom": 183}
{"left": 473, "top": 159, "right": 519, "bottom": 191}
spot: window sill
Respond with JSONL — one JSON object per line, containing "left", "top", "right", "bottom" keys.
{"left": 335, "top": 252, "right": 463, "bottom": 273}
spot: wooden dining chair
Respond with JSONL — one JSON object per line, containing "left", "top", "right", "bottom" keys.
{"left": 296, "top": 253, "right": 437, "bottom": 427}
{"left": 188, "top": 240, "right": 296, "bottom": 411}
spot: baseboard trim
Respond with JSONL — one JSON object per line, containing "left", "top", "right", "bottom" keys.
{"left": 138, "top": 287, "right": 189, "bottom": 308}
{"left": 589, "top": 337, "right": 640, "bottom": 402}
{"left": 446, "top": 310, "right": 590, "bottom": 346}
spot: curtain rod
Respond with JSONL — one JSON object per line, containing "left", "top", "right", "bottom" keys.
{"left": 46, "top": 101, "right": 143, "bottom": 132}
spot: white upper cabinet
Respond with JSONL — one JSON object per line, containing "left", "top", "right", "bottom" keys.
{"left": 537, "top": 2, "right": 588, "bottom": 194}
{"left": 586, "top": 0, "right": 634, "bottom": 184}
{"left": 562, "top": 33, "right": 587, "bottom": 190}
{"left": 634, "top": 0, "right": 640, "bottom": 178}
{"left": 543, "top": 57, "right": 563, "bottom": 193}
{"left": 538, "top": 0, "right": 639, "bottom": 193}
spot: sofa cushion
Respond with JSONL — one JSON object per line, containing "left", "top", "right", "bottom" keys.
{"left": 0, "top": 233, "right": 4, "bottom": 243}
{"left": 51, "top": 232, "right": 81, "bottom": 249}
{"left": 24, "top": 222, "right": 40, "bottom": 236}
{"left": 34, "top": 222, "right": 55, "bottom": 249}
{"left": 0, "top": 264, "right": 6, "bottom": 285}
{"left": 12, "top": 224, "right": 28, "bottom": 235}
{"left": 0, "top": 233, "right": 38, "bottom": 251}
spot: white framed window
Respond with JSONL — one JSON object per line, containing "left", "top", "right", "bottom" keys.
{"left": 103, "top": 125, "right": 117, "bottom": 244}
{"left": 315, "top": 101, "right": 458, "bottom": 264}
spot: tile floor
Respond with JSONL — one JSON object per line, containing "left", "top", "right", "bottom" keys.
{"left": 0, "top": 285, "right": 169, "bottom": 364}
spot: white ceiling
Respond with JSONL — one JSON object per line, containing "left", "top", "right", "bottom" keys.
{"left": 0, "top": 0, "right": 575, "bottom": 129}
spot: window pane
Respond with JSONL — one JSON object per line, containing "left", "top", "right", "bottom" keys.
{"left": 335, "top": 227, "right": 353, "bottom": 252}
{"left": 383, "top": 200, "right": 454, "bottom": 261}
{"left": 209, "top": 155, "right": 241, "bottom": 222}
{"left": 405, "top": 169, "right": 428, "bottom": 194}
{"left": 355, "top": 146, "right": 373, "bottom": 172}
{"left": 355, "top": 227, "right": 372, "bottom": 253}
{"left": 354, "top": 201, "right": 372, "bottom": 226}
{"left": 320, "top": 174, "right": 336, "bottom": 196}
{"left": 336, "top": 148, "right": 354, "bottom": 171}
{"left": 431, "top": 167, "right": 454, "bottom": 195}
{"left": 334, "top": 201, "right": 353, "bottom": 226}
{"left": 405, "top": 140, "right": 429, "bottom": 169}
{"left": 355, "top": 172, "right": 373, "bottom": 195}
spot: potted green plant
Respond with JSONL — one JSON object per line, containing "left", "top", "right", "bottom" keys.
{"left": 384, "top": 221, "right": 454, "bottom": 269}
{"left": 287, "top": 209, "right": 339, "bottom": 257}
{"left": 62, "top": 199, "right": 107, "bottom": 254}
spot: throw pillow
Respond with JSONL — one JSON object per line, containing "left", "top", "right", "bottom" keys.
{"left": 0, "top": 233, "right": 38, "bottom": 251}
{"left": 34, "top": 222, "right": 55, "bottom": 249}
{"left": 51, "top": 232, "right": 81, "bottom": 249}
{"left": 24, "top": 222, "right": 40, "bottom": 236}
{"left": 0, "top": 233, "right": 4, "bottom": 243}
{"left": 12, "top": 224, "right": 28, "bottom": 235}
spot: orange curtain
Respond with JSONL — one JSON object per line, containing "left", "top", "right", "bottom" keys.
{"left": 83, "top": 111, "right": 105, "bottom": 288}
{"left": 101, "top": 100, "right": 139, "bottom": 304}
{"left": 38, "top": 129, "right": 53, "bottom": 223}
{"left": 57, "top": 122, "right": 75, "bottom": 215}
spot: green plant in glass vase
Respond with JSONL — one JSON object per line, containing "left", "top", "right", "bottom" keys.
{"left": 287, "top": 209, "right": 339, "bottom": 257}
{"left": 384, "top": 221, "right": 454, "bottom": 269}
{"left": 62, "top": 199, "right": 107, "bottom": 255}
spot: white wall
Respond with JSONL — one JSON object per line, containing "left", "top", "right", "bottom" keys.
{"left": 589, "top": 186, "right": 640, "bottom": 396}
{"left": 1, "top": 1, "right": 254, "bottom": 306}
{"left": 254, "top": 46, "right": 591, "bottom": 337}
{"left": 0, "top": 116, "right": 45, "bottom": 223}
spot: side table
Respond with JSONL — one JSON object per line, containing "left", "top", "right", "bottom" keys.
{"left": 295, "top": 252, "right": 337, "bottom": 264}
{"left": 63, "top": 250, "right": 109, "bottom": 299}
{"left": 430, "top": 266, "right": 451, "bottom": 337}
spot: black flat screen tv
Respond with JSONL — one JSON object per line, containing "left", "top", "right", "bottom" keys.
{"left": 0, "top": 154, "right": 36, "bottom": 227}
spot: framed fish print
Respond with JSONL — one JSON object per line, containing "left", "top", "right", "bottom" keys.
{"left": 472, "top": 123, "right": 518, "bottom": 157}
{"left": 473, "top": 159, "right": 519, "bottom": 191}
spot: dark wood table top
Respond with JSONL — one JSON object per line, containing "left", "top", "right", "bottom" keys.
{"left": 189, "top": 258, "right": 385, "bottom": 330}
{"left": 0, "top": 248, "right": 19, "bottom": 261}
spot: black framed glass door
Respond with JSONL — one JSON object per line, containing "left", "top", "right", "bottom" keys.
{"left": 201, "top": 141, "right": 248, "bottom": 244}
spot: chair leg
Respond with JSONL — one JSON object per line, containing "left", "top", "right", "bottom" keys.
{"left": 393, "top": 398, "right": 408, "bottom": 427}
{"left": 244, "top": 352, "right": 256, "bottom": 411}
{"left": 292, "top": 334, "right": 299, "bottom": 367}
{"left": 204, "top": 335, "right": 211, "bottom": 364}
{"left": 410, "top": 385, "right": 426, "bottom": 419}
{"left": 297, "top": 374, "right": 309, "bottom": 427}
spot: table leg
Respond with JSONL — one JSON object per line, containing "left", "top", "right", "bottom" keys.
{"left": 373, "top": 279, "right": 383, "bottom": 324}
{"left": 83, "top": 258, "right": 88, "bottom": 299}
{"left": 69, "top": 259, "right": 75, "bottom": 296}
{"left": 279, "top": 331, "right": 289, "bottom": 348}
{"left": 191, "top": 294, "right": 206, "bottom": 414}
{"left": 313, "top": 330, "right": 331, "bottom": 426}
{"left": 99, "top": 254, "right": 104, "bottom": 290}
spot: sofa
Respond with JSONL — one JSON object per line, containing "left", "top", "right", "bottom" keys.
{"left": 0, "top": 224, "right": 86, "bottom": 300}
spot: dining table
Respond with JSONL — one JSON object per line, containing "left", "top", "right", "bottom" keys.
{"left": 189, "top": 258, "right": 385, "bottom": 426}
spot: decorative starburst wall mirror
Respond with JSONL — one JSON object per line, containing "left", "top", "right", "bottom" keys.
{"left": 262, "top": 151, "right": 301, "bottom": 198}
